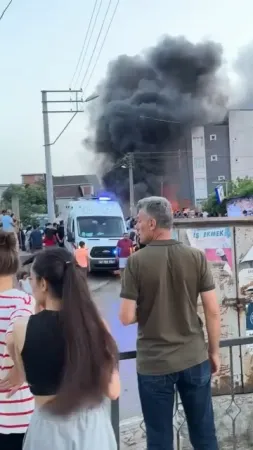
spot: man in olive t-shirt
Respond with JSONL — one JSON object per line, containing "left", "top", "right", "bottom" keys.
{"left": 119, "top": 196, "right": 220, "bottom": 450}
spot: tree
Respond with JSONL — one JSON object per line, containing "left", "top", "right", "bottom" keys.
{"left": 1, "top": 183, "right": 47, "bottom": 226}
{"left": 202, "top": 178, "right": 253, "bottom": 215}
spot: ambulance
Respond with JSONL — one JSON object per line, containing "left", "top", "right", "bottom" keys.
{"left": 65, "top": 195, "right": 126, "bottom": 271}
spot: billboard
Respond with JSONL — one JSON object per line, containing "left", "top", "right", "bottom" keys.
{"left": 227, "top": 197, "right": 253, "bottom": 217}
{"left": 185, "top": 227, "right": 233, "bottom": 276}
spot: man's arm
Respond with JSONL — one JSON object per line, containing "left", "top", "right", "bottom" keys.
{"left": 201, "top": 289, "right": 220, "bottom": 354}
{"left": 199, "top": 252, "right": 221, "bottom": 364}
{"left": 119, "top": 256, "right": 138, "bottom": 326}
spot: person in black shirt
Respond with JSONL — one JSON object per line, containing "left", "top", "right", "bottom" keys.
{"left": 56, "top": 220, "right": 65, "bottom": 248}
{"left": 30, "top": 224, "right": 43, "bottom": 252}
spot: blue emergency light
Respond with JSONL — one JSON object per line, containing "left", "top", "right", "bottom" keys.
{"left": 97, "top": 190, "right": 116, "bottom": 201}
{"left": 98, "top": 196, "right": 111, "bottom": 201}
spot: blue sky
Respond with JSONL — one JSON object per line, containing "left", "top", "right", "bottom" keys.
{"left": 1, "top": 0, "right": 253, "bottom": 183}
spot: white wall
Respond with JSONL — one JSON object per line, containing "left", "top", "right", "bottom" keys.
{"left": 55, "top": 198, "right": 71, "bottom": 219}
{"left": 229, "top": 110, "right": 253, "bottom": 180}
{"left": 191, "top": 126, "right": 208, "bottom": 204}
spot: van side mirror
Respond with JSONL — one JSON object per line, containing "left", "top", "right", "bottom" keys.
{"left": 67, "top": 232, "right": 74, "bottom": 243}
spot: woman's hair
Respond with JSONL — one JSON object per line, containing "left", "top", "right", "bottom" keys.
{"left": 17, "top": 270, "right": 28, "bottom": 280}
{"left": 44, "top": 227, "right": 55, "bottom": 239}
{"left": 0, "top": 231, "right": 19, "bottom": 276}
{"left": 30, "top": 247, "right": 118, "bottom": 415}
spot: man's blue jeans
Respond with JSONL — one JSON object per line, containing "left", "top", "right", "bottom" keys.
{"left": 138, "top": 360, "right": 218, "bottom": 450}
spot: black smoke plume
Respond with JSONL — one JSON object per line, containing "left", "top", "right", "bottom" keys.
{"left": 87, "top": 36, "right": 229, "bottom": 201}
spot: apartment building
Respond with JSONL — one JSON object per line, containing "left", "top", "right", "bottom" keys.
{"left": 178, "top": 110, "right": 253, "bottom": 206}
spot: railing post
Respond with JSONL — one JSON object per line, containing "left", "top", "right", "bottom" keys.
{"left": 111, "top": 398, "right": 120, "bottom": 449}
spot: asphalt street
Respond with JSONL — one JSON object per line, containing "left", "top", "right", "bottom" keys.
{"left": 92, "top": 275, "right": 141, "bottom": 421}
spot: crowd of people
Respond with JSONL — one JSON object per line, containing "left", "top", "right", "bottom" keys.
{"left": 25, "top": 221, "right": 65, "bottom": 253}
{"left": 0, "top": 196, "right": 221, "bottom": 450}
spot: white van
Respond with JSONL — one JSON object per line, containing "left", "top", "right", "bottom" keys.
{"left": 65, "top": 196, "right": 126, "bottom": 271}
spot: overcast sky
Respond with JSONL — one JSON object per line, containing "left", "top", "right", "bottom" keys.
{"left": 1, "top": 0, "right": 253, "bottom": 184}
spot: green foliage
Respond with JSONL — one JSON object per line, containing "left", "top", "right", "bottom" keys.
{"left": 202, "top": 178, "right": 253, "bottom": 215}
{"left": 1, "top": 183, "right": 47, "bottom": 226}
{"left": 202, "top": 194, "right": 226, "bottom": 216}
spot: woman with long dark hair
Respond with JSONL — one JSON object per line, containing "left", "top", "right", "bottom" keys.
{"left": 1, "top": 247, "right": 119, "bottom": 449}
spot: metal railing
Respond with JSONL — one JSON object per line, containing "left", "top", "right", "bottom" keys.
{"left": 111, "top": 337, "right": 253, "bottom": 450}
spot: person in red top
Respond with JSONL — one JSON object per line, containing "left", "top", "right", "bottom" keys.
{"left": 43, "top": 228, "right": 56, "bottom": 247}
{"left": 116, "top": 233, "right": 133, "bottom": 276}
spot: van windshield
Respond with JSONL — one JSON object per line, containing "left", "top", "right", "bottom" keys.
{"left": 77, "top": 216, "right": 125, "bottom": 238}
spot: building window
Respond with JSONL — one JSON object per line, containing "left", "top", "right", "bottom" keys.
{"left": 218, "top": 175, "right": 225, "bottom": 181}
{"left": 195, "top": 178, "right": 206, "bottom": 190}
{"left": 194, "top": 157, "right": 205, "bottom": 169}
{"left": 210, "top": 134, "right": 217, "bottom": 141}
{"left": 211, "top": 155, "right": 218, "bottom": 162}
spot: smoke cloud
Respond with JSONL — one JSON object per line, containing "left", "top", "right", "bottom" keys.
{"left": 86, "top": 35, "right": 248, "bottom": 201}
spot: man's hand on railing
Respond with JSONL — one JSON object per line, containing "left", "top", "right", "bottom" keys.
{"left": 209, "top": 351, "right": 220, "bottom": 376}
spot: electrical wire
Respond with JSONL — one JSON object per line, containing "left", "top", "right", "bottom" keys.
{"left": 74, "top": 0, "right": 103, "bottom": 88}
{"left": 0, "top": 0, "right": 13, "bottom": 22}
{"left": 80, "top": 0, "right": 113, "bottom": 89}
{"left": 140, "top": 115, "right": 181, "bottom": 124}
{"left": 82, "top": 0, "right": 120, "bottom": 94}
{"left": 70, "top": 0, "right": 99, "bottom": 88}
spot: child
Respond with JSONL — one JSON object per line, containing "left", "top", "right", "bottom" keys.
{"left": 74, "top": 241, "right": 89, "bottom": 274}
{"left": 18, "top": 270, "right": 33, "bottom": 295}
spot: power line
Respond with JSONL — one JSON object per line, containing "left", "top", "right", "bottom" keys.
{"left": 140, "top": 115, "right": 181, "bottom": 124}
{"left": 80, "top": 0, "right": 113, "bottom": 89}
{"left": 70, "top": 0, "right": 99, "bottom": 88}
{"left": 0, "top": 0, "right": 13, "bottom": 22}
{"left": 82, "top": 0, "right": 120, "bottom": 94}
{"left": 74, "top": 0, "right": 103, "bottom": 88}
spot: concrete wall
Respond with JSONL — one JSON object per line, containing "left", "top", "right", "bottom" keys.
{"left": 229, "top": 110, "right": 253, "bottom": 181}
{"left": 205, "top": 124, "right": 231, "bottom": 196}
{"left": 120, "top": 394, "right": 253, "bottom": 449}
{"left": 191, "top": 126, "right": 208, "bottom": 205}
{"left": 55, "top": 198, "right": 72, "bottom": 218}
{"left": 22, "top": 174, "right": 45, "bottom": 185}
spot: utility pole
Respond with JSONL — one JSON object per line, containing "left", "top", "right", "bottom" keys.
{"left": 42, "top": 91, "right": 55, "bottom": 223}
{"left": 127, "top": 152, "right": 135, "bottom": 217}
{"left": 41, "top": 90, "right": 96, "bottom": 223}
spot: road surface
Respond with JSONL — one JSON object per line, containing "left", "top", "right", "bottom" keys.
{"left": 92, "top": 275, "right": 141, "bottom": 420}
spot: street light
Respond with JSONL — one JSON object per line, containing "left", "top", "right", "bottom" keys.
{"left": 120, "top": 154, "right": 135, "bottom": 216}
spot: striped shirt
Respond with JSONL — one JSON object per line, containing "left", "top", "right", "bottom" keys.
{"left": 0, "top": 289, "right": 35, "bottom": 434}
